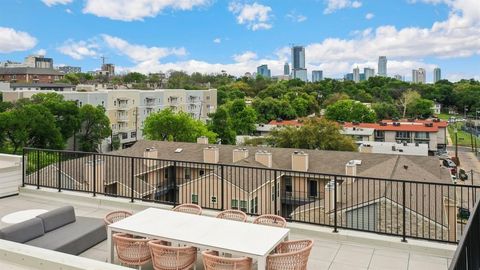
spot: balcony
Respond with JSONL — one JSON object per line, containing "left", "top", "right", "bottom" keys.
{"left": 3, "top": 148, "right": 471, "bottom": 269}
{"left": 145, "top": 98, "right": 155, "bottom": 107}
{"left": 117, "top": 115, "right": 128, "bottom": 122}
{"left": 0, "top": 188, "right": 457, "bottom": 270}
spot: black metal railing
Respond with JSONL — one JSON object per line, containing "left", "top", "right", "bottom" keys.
{"left": 22, "top": 147, "right": 480, "bottom": 244}
{"left": 449, "top": 199, "right": 480, "bottom": 269}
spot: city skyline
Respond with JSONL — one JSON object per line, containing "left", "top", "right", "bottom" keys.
{"left": 0, "top": 0, "right": 478, "bottom": 82}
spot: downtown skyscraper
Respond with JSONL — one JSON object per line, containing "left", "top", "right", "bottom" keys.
{"left": 292, "top": 46, "right": 307, "bottom": 82}
{"left": 434, "top": 67, "right": 442, "bottom": 83}
{"left": 378, "top": 56, "right": 387, "bottom": 77}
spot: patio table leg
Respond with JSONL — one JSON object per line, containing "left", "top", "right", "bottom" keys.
{"left": 107, "top": 227, "right": 114, "bottom": 263}
{"left": 258, "top": 257, "right": 266, "bottom": 270}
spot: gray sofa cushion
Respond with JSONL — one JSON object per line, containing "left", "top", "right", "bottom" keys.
{"left": 0, "top": 217, "right": 45, "bottom": 243}
{"left": 36, "top": 206, "right": 76, "bottom": 233}
{"left": 26, "top": 216, "right": 107, "bottom": 255}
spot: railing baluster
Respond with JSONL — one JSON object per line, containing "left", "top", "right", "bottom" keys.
{"left": 36, "top": 150, "right": 40, "bottom": 189}
{"left": 57, "top": 151, "right": 62, "bottom": 192}
{"left": 402, "top": 181, "right": 407, "bottom": 242}
{"left": 333, "top": 176, "right": 338, "bottom": 233}
{"left": 130, "top": 157, "right": 134, "bottom": 203}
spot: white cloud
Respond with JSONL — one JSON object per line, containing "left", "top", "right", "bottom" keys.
{"left": 233, "top": 51, "right": 257, "bottom": 62}
{"left": 42, "top": 0, "right": 73, "bottom": 7}
{"left": 229, "top": 2, "right": 273, "bottom": 31}
{"left": 324, "top": 0, "right": 362, "bottom": 14}
{"left": 35, "top": 49, "right": 47, "bottom": 55}
{"left": 83, "top": 0, "right": 210, "bottom": 21}
{"left": 57, "top": 39, "right": 99, "bottom": 60}
{"left": 213, "top": 38, "right": 221, "bottom": 44}
{"left": 66, "top": 8, "right": 73, "bottom": 14}
{"left": 365, "top": 13, "right": 374, "bottom": 20}
{"left": 286, "top": 11, "right": 307, "bottom": 22}
{"left": 0, "top": 27, "right": 37, "bottom": 53}
{"left": 102, "top": 35, "right": 186, "bottom": 64}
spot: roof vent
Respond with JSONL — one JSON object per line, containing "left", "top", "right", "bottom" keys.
{"left": 393, "top": 122, "right": 401, "bottom": 126}
{"left": 174, "top": 148, "right": 183, "bottom": 153}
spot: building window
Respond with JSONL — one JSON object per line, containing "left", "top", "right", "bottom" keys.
{"left": 191, "top": 194, "right": 198, "bottom": 204}
{"left": 206, "top": 96, "right": 210, "bottom": 100}
{"left": 101, "top": 101, "right": 105, "bottom": 107}
{"left": 164, "top": 170, "right": 168, "bottom": 179}
{"left": 131, "top": 132, "right": 136, "bottom": 138}
{"left": 211, "top": 196, "right": 217, "bottom": 204}
{"left": 199, "top": 170, "right": 205, "bottom": 176}
{"left": 240, "top": 200, "right": 248, "bottom": 212}
{"left": 308, "top": 179, "right": 318, "bottom": 197}
{"left": 250, "top": 197, "right": 258, "bottom": 214}
{"left": 121, "top": 133, "right": 128, "bottom": 139}
{"left": 284, "top": 176, "right": 292, "bottom": 193}
{"left": 114, "top": 100, "right": 117, "bottom": 106}
{"left": 415, "top": 132, "right": 430, "bottom": 140}
{"left": 231, "top": 199, "right": 239, "bottom": 209}
{"left": 184, "top": 167, "right": 191, "bottom": 180}
{"left": 396, "top": 131, "right": 410, "bottom": 139}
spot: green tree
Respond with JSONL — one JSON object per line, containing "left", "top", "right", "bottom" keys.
{"left": 77, "top": 105, "right": 111, "bottom": 152}
{"left": 143, "top": 109, "right": 216, "bottom": 143}
{"left": 398, "top": 90, "right": 421, "bottom": 118}
{"left": 372, "top": 102, "right": 400, "bottom": 120}
{"left": 0, "top": 104, "right": 63, "bottom": 153}
{"left": 226, "top": 99, "right": 257, "bottom": 135}
{"left": 325, "top": 99, "right": 376, "bottom": 123}
{"left": 123, "top": 72, "right": 147, "bottom": 84}
{"left": 267, "top": 118, "right": 356, "bottom": 151}
{"left": 30, "top": 93, "right": 81, "bottom": 143}
{"left": 407, "top": 98, "right": 434, "bottom": 118}
{"left": 62, "top": 73, "right": 80, "bottom": 85}
{"left": 208, "top": 107, "right": 236, "bottom": 144}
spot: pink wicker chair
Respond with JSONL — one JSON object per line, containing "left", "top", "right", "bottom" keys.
{"left": 253, "top": 214, "right": 287, "bottom": 228}
{"left": 104, "top": 210, "right": 133, "bottom": 226}
{"left": 216, "top": 209, "right": 248, "bottom": 222}
{"left": 113, "top": 233, "right": 151, "bottom": 269}
{"left": 266, "top": 240, "right": 313, "bottom": 270}
{"left": 202, "top": 250, "right": 252, "bottom": 270}
{"left": 172, "top": 203, "right": 202, "bottom": 215}
{"left": 148, "top": 240, "right": 197, "bottom": 270}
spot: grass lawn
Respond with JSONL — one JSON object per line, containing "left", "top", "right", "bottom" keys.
{"left": 437, "top": 113, "right": 453, "bottom": 121}
{"left": 448, "top": 122, "right": 480, "bottom": 147}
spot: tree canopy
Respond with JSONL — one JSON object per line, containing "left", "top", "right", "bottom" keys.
{"left": 267, "top": 118, "right": 357, "bottom": 151}
{"left": 143, "top": 109, "right": 217, "bottom": 143}
{"left": 325, "top": 99, "right": 377, "bottom": 123}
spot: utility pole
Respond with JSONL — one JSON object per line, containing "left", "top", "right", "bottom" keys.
{"left": 454, "top": 127, "right": 458, "bottom": 162}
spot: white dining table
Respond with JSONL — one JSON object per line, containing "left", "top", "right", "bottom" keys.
{"left": 107, "top": 208, "right": 290, "bottom": 269}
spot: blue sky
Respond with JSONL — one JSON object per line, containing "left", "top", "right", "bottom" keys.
{"left": 0, "top": 0, "right": 479, "bottom": 82}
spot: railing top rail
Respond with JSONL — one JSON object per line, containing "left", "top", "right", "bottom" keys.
{"left": 23, "top": 147, "right": 479, "bottom": 189}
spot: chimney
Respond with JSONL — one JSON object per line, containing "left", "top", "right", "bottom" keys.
{"left": 197, "top": 136, "right": 209, "bottom": 145}
{"left": 255, "top": 150, "right": 272, "bottom": 168}
{"left": 85, "top": 158, "right": 105, "bottom": 193}
{"left": 345, "top": 160, "right": 358, "bottom": 177}
{"left": 323, "top": 180, "right": 338, "bottom": 213}
{"left": 143, "top": 147, "right": 158, "bottom": 167}
{"left": 203, "top": 146, "right": 219, "bottom": 163}
{"left": 291, "top": 151, "right": 309, "bottom": 172}
{"left": 233, "top": 148, "right": 249, "bottom": 163}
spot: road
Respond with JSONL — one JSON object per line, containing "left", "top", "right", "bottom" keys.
{"left": 446, "top": 146, "right": 480, "bottom": 186}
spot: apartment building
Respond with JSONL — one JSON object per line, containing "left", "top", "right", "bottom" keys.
{"left": 342, "top": 119, "right": 448, "bottom": 152}
{"left": 0, "top": 67, "right": 64, "bottom": 83}
{"left": 2, "top": 88, "right": 217, "bottom": 150}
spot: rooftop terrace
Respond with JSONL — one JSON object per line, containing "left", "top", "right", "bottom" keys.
{"left": 0, "top": 187, "right": 457, "bottom": 270}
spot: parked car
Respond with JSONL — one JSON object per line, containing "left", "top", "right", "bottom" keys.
{"left": 459, "top": 169, "right": 469, "bottom": 181}
{"left": 442, "top": 159, "right": 457, "bottom": 168}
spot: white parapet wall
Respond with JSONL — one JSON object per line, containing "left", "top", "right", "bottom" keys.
{"left": 0, "top": 154, "right": 22, "bottom": 198}
{"left": 0, "top": 239, "right": 129, "bottom": 270}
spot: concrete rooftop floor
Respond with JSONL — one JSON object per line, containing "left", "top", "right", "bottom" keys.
{"left": 0, "top": 188, "right": 458, "bottom": 270}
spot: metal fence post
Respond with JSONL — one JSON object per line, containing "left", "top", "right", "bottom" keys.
{"left": 21, "top": 148, "right": 25, "bottom": 187}
{"left": 36, "top": 150, "right": 40, "bottom": 189}
{"left": 220, "top": 164, "right": 225, "bottom": 211}
{"left": 274, "top": 170, "right": 278, "bottom": 215}
{"left": 57, "top": 152, "right": 62, "bottom": 192}
{"left": 130, "top": 157, "right": 134, "bottom": 203}
{"left": 92, "top": 154, "right": 96, "bottom": 197}
{"left": 402, "top": 181, "right": 407, "bottom": 242}
{"left": 172, "top": 161, "right": 177, "bottom": 206}
{"left": 333, "top": 176, "right": 338, "bottom": 233}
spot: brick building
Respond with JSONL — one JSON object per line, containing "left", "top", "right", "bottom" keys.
{"left": 0, "top": 67, "right": 64, "bottom": 83}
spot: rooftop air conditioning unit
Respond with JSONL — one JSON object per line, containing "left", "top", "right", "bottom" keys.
{"left": 393, "top": 122, "right": 401, "bottom": 126}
